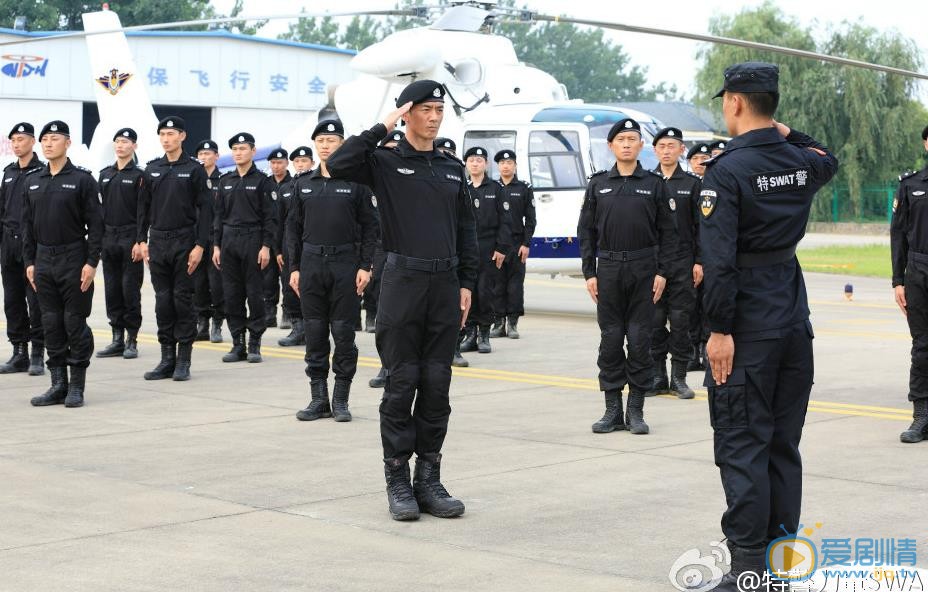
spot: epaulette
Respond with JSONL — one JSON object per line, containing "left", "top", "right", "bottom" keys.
{"left": 588, "top": 169, "right": 607, "bottom": 180}
{"left": 219, "top": 169, "right": 235, "bottom": 178}
{"left": 190, "top": 156, "right": 201, "bottom": 164}
{"left": 24, "top": 167, "right": 42, "bottom": 176}
{"left": 899, "top": 170, "right": 918, "bottom": 182}
{"left": 703, "top": 151, "right": 730, "bottom": 168}
{"left": 293, "top": 169, "right": 311, "bottom": 179}
{"left": 3, "top": 161, "right": 14, "bottom": 171}
{"left": 146, "top": 157, "right": 162, "bottom": 165}
{"left": 685, "top": 171, "right": 702, "bottom": 179}
{"left": 646, "top": 169, "right": 663, "bottom": 178}
{"left": 74, "top": 165, "right": 93, "bottom": 175}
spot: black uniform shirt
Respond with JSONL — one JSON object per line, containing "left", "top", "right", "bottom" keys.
{"left": 137, "top": 153, "right": 212, "bottom": 248}
{"left": 22, "top": 158, "right": 104, "bottom": 268}
{"left": 577, "top": 161, "right": 677, "bottom": 280}
{"left": 891, "top": 165, "right": 928, "bottom": 287}
{"left": 213, "top": 164, "right": 277, "bottom": 249}
{"left": 656, "top": 164, "right": 702, "bottom": 262}
{"left": 469, "top": 175, "right": 512, "bottom": 253}
{"left": 700, "top": 127, "right": 838, "bottom": 336}
{"left": 273, "top": 172, "right": 292, "bottom": 254}
{"left": 498, "top": 177, "right": 537, "bottom": 247}
{"left": 325, "top": 123, "right": 478, "bottom": 292}
{"left": 0, "top": 153, "right": 43, "bottom": 233}
{"left": 99, "top": 161, "right": 144, "bottom": 227}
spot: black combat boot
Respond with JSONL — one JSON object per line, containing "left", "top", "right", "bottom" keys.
{"left": 713, "top": 544, "right": 768, "bottom": 591}
{"left": 332, "top": 378, "right": 352, "bottom": 422}
{"left": 296, "top": 380, "right": 332, "bottom": 421}
{"left": 195, "top": 316, "right": 209, "bottom": 341}
{"left": 246, "top": 333, "right": 263, "bottom": 363}
{"left": 278, "top": 319, "right": 305, "bottom": 347}
{"left": 123, "top": 330, "right": 138, "bottom": 359}
{"left": 64, "top": 366, "right": 86, "bottom": 408}
{"left": 507, "top": 314, "right": 520, "bottom": 339}
{"left": 369, "top": 367, "right": 387, "bottom": 388}
{"left": 489, "top": 316, "right": 506, "bottom": 338}
{"left": 646, "top": 360, "right": 669, "bottom": 397}
{"left": 384, "top": 457, "right": 420, "bottom": 521}
{"left": 452, "top": 341, "right": 469, "bottom": 368}
{"left": 28, "top": 342, "right": 45, "bottom": 375}
{"left": 173, "top": 343, "right": 192, "bottom": 381}
{"left": 413, "top": 453, "right": 465, "bottom": 518}
{"left": 592, "top": 390, "right": 625, "bottom": 433}
{"left": 279, "top": 314, "right": 292, "bottom": 331}
{"left": 0, "top": 342, "right": 29, "bottom": 373}
{"left": 209, "top": 318, "right": 224, "bottom": 343}
{"left": 30, "top": 367, "right": 69, "bottom": 406}
{"left": 144, "top": 343, "right": 176, "bottom": 380}
{"left": 96, "top": 327, "right": 125, "bottom": 358}
{"left": 365, "top": 311, "right": 376, "bottom": 334}
{"left": 477, "top": 325, "right": 491, "bottom": 354}
{"left": 670, "top": 360, "right": 696, "bottom": 399}
{"left": 686, "top": 342, "right": 702, "bottom": 372}
{"left": 459, "top": 326, "right": 477, "bottom": 353}
{"left": 222, "top": 332, "right": 247, "bottom": 363}
{"left": 625, "top": 391, "right": 650, "bottom": 435}
{"left": 900, "top": 398, "right": 928, "bottom": 443}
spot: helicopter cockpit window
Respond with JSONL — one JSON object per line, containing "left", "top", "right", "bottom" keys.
{"left": 462, "top": 130, "right": 516, "bottom": 179}
{"left": 528, "top": 130, "right": 584, "bottom": 190}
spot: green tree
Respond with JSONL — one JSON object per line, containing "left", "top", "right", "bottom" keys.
{"left": 340, "top": 16, "right": 382, "bottom": 52}
{"left": 279, "top": 13, "right": 340, "bottom": 47}
{"left": 0, "top": 0, "right": 217, "bottom": 31}
{"left": 220, "top": 0, "right": 265, "bottom": 37}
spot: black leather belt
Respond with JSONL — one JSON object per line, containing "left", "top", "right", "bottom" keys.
{"left": 597, "top": 246, "right": 656, "bottom": 262}
{"left": 386, "top": 252, "right": 458, "bottom": 272}
{"left": 908, "top": 250, "right": 928, "bottom": 264}
{"left": 150, "top": 226, "right": 194, "bottom": 239}
{"left": 105, "top": 223, "right": 136, "bottom": 234}
{"left": 223, "top": 224, "right": 261, "bottom": 235}
{"left": 303, "top": 243, "right": 355, "bottom": 256}
{"left": 736, "top": 246, "right": 796, "bottom": 267}
{"left": 37, "top": 239, "right": 85, "bottom": 255}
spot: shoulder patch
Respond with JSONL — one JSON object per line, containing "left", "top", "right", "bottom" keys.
{"left": 588, "top": 169, "right": 607, "bottom": 179}
{"left": 751, "top": 168, "right": 811, "bottom": 194}
{"left": 900, "top": 170, "right": 918, "bottom": 182}
{"left": 700, "top": 189, "right": 717, "bottom": 219}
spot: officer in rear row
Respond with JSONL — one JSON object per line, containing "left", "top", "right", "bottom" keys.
{"left": 194, "top": 140, "right": 225, "bottom": 343}
{"left": 891, "top": 124, "right": 928, "bottom": 444}
{"left": 24, "top": 121, "right": 103, "bottom": 408}
{"left": 265, "top": 148, "right": 291, "bottom": 329}
{"left": 578, "top": 118, "right": 676, "bottom": 436}
{"left": 277, "top": 145, "right": 315, "bottom": 348}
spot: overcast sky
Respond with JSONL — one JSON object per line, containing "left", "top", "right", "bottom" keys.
{"left": 209, "top": 0, "right": 927, "bottom": 103}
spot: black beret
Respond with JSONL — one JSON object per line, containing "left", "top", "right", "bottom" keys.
{"left": 396, "top": 79, "right": 445, "bottom": 107}
{"left": 157, "top": 116, "right": 185, "bottom": 133}
{"left": 435, "top": 137, "right": 456, "bottom": 153}
{"left": 113, "top": 127, "right": 137, "bottom": 142}
{"left": 708, "top": 140, "right": 727, "bottom": 152}
{"left": 463, "top": 146, "right": 488, "bottom": 160}
{"left": 290, "top": 145, "right": 313, "bottom": 160}
{"left": 922, "top": 125, "right": 928, "bottom": 141}
{"left": 196, "top": 140, "right": 219, "bottom": 153}
{"left": 713, "top": 62, "right": 779, "bottom": 98}
{"left": 8, "top": 122, "right": 34, "bottom": 139}
{"left": 39, "top": 120, "right": 69, "bottom": 139}
{"left": 312, "top": 119, "right": 344, "bottom": 139}
{"left": 228, "top": 132, "right": 256, "bottom": 148}
{"left": 607, "top": 118, "right": 641, "bottom": 142}
{"left": 686, "top": 143, "right": 711, "bottom": 160}
{"left": 652, "top": 127, "right": 684, "bottom": 146}
{"left": 494, "top": 149, "right": 516, "bottom": 163}
{"left": 268, "top": 147, "right": 288, "bottom": 161}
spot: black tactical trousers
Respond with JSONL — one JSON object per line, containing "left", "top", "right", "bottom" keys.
{"left": 362, "top": 245, "right": 387, "bottom": 316}
{"left": 651, "top": 255, "right": 696, "bottom": 363}
{"left": 904, "top": 255, "right": 928, "bottom": 401}
{"left": 1, "top": 227, "right": 42, "bottom": 346}
{"left": 707, "top": 320, "right": 813, "bottom": 547}
{"left": 193, "top": 239, "right": 224, "bottom": 321}
{"left": 148, "top": 227, "right": 198, "bottom": 345}
{"left": 262, "top": 247, "right": 280, "bottom": 313}
{"left": 280, "top": 250, "right": 300, "bottom": 320}
{"left": 494, "top": 246, "right": 526, "bottom": 318}
{"left": 377, "top": 254, "right": 459, "bottom": 460}
{"left": 220, "top": 227, "right": 266, "bottom": 337}
{"left": 596, "top": 257, "right": 656, "bottom": 394}
{"left": 298, "top": 245, "right": 360, "bottom": 381}
{"left": 101, "top": 225, "right": 143, "bottom": 332}
{"left": 469, "top": 240, "right": 499, "bottom": 327}
{"left": 34, "top": 241, "right": 94, "bottom": 368}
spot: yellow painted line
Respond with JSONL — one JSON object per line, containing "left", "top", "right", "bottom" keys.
{"left": 809, "top": 299, "right": 897, "bottom": 310}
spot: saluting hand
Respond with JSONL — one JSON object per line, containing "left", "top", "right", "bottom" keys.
{"left": 257, "top": 246, "right": 270, "bottom": 270}
{"left": 707, "top": 332, "right": 734, "bottom": 385}
{"left": 460, "top": 288, "right": 472, "bottom": 328}
{"left": 26, "top": 265, "right": 36, "bottom": 292}
{"left": 652, "top": 275, "right": 667, "bottom": 303}
{"left": 383, "top": 101, "right": 413, "bottom": 133}
{"left": 895, "top": 285, "right": 907, "bottom": 316}
{"left": 80, "top": 264, "right": 96, "bottom": 293}
{"left": 290, "top": 271, "right": 300, "bottom": 297}
{"left": 187, "top": 245, "right": 203, "bottom": 275}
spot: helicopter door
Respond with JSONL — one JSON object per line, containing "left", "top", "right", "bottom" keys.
{"left": 526, "top": 129, "right": 586, "bottom": 260}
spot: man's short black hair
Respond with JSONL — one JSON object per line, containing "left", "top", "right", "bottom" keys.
{"left": 735, "top": 91, "right": 780, "bottom": 118}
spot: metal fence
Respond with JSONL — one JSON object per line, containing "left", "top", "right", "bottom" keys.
{"left": 810, "top": 183, "right": 896, "bottom": 223}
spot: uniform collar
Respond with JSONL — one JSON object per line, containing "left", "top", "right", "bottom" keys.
{"left": 40, "top": 158, "right": 75, "bottom": 177}
{"left": 308, "top": 167, "right": 327, "bottom": 180}
{"left": 469, "top": 175, "right": 493, "bottom": 188}
{"left": 395, "top": 138, "right": 442, "bottom": 159}
{"left": 653, "top": 164, "right": 684, "bottom": 180}
{"left": 608, "top": 161, "right": 647, "bottom": 179}
{"left": 113, "top": 160, "right": 136, "bottom": 172}
{"left": 19, "top": 153, "right": 42, "bottom": 171}
{"left": 164, "top": 151, "right": 190, "bottom": 165}
{"left": 232, "top": 163, "right": 260, "bottom": 178}
{"left": 275, "top": 172, "right": 292, "bottom": 185}
{"left": 499, "top": 176, "right": 521, "bottom": 186}
{"left": 725, "top": 127, "right": 786, "bottom": 153}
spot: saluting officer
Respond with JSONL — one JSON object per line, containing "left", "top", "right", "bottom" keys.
{"left": 891, "top": 124, "right": 928, "bottom": 444}
{"left": 648, "top": 127, "right": 701, "bottom": 399}
{"left": 264, "top": 147, "right": 291, "bottom": 329}
{"left": 212, "top": 133, "right": 276, "bottom": 364}
{"left": 277, "top": 145, "right": 315, "bottom": 348}
{"left": 23, "top": 120, "right": 103, "bottom": 408}
{"left": 578, "top": 118, "right": 676, "bottom": 436}
{"left": 96, "top": 127, "right": 145, "bottom": 360}
{"left": 699, "top": 62, "right": 837, "bottom": 588}
{"left": 136, "top": 116, "right": 212, "bottom": 382}
{"left": 491, "top": 149, "right": 535, "bottom": 340}
{"left": 290, "top": 119, "right": 378, "bottom": 423}
{"left": 327, "top": 80, "right": 478, "bottom": 521}
{"left": 194, "top": 139, "right": 225, "bottom": 343}
{"left": 0, "top": 122, "right": 44, "bottom": 376}
{"left": 460, "top": 146, "right": 510, "bottom": 355}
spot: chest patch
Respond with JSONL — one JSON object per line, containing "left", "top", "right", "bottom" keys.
{"left": 177, "top": 173, "right": 191, "bottom": 178}
{"left": 668, "top": 198, "right": 677, "bottom": 212}
{"left": 397, "top": 168, "right": 414, "bottom": 175}
{"left": 598, "top": 188, "right": 612, "bottom": 194}
{"left": 751, "top": 168, "right": 810, "bottom": 194}
{"left": 474, "top": 198, "right": 480, "bottom": 209}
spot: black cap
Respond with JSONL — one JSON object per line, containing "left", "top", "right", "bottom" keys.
{"left": 708, "top": 140, "right": 727, "bottom": 152}
{"left": 113, "top": 127, "right": 137, "bottom": 142}
{"left": 228, "top": 132, "right": 256, "bottom": 148}
{"left": 197, "top": 140, "right": 219, "bottom": 154}
{"left": 686, "top": 143, "right": 711, "bottom": 160}
{"left": 39, "top": 120, "right": 69, "bottom": 139}
{"left": 463, "top": 146, "right": 488, "bottom": 160}
{"left": 396, "top": 80, "right": 445, "bottom": 107}
{"left": 434, "top": 137, "right": 456, "bottom": 152}
{"left": 494, "top": 149, "right": 516, "bottom": 163}
{"left": 8, "top": 122, "right": 34, "bottom": 139}
{"left": 922, "top": 125, "right": 928, "bottom": 141}
{"left": 652, "top": 127, "right": 683, "bottom": 146}
{"left": 290, "top": 146, "right": 313, "bottom": 160}
{"left": 157, "top": 116, "right": 185, "bottom": 133}
{"left": 607, "top": 118, "right": 641, "bottom": 142}
{"left": 312, "top": 119, "right": 344, "bottom": 140}
{"left": 268, "top": 147, "right": 288, "bottom": 161}
{"left": 713, "top": 62, "right": 779, "bottom": 98}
